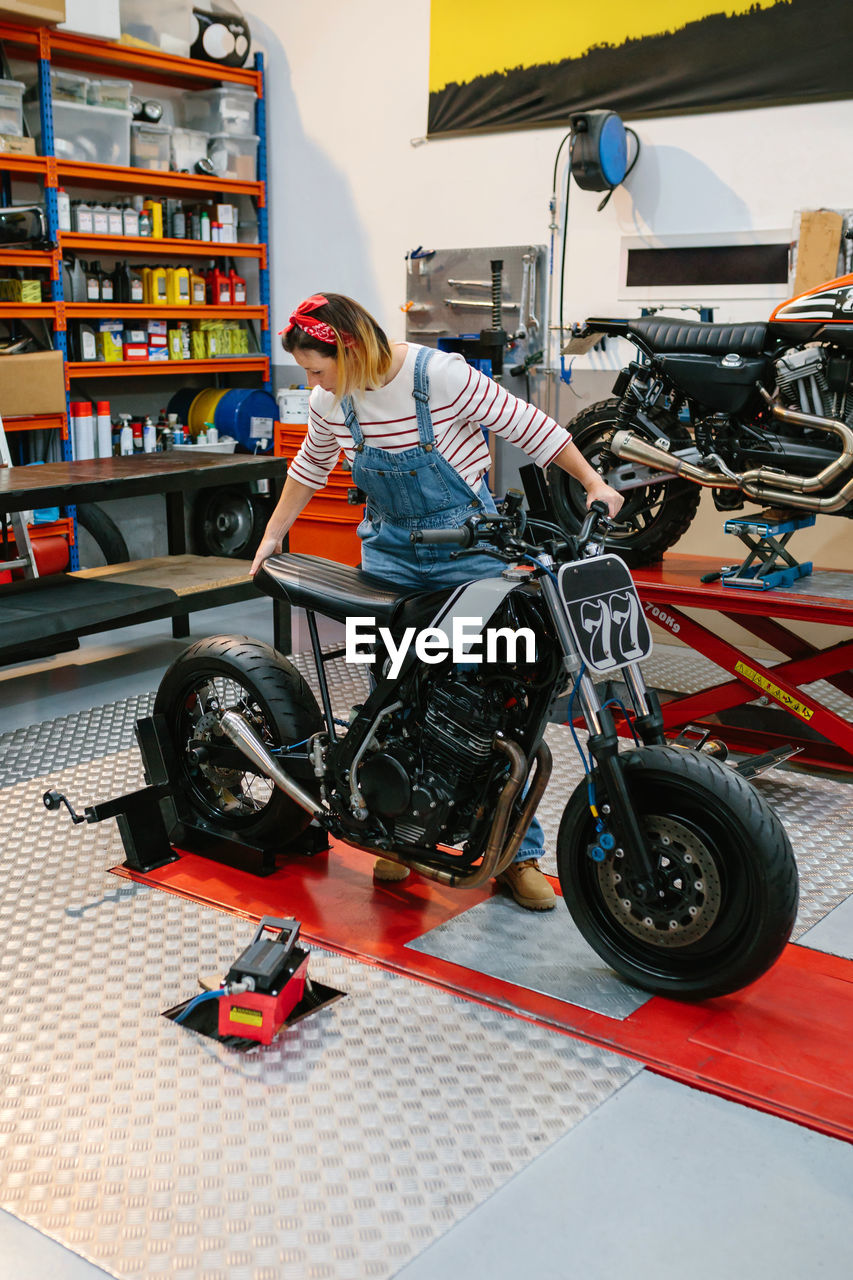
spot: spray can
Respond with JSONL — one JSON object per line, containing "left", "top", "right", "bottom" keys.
{"left": 143, "top": 416, "right": 157, "bottom": 453}
{"left": 71, "top": 401, "right": 95, "bottom": 460}
{"left": 96, "top": 400, "right": 112, "bottom": 458}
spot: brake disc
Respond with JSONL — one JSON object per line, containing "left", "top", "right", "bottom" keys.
{"left": 597, "top": 814, "right": 722, "bottom": 947}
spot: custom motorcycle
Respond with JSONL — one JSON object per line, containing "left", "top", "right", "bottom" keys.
{"left": 150, "top": 499, "right": 798, "bottom": 1000}
{"left": 549, "top": 263, "right": 853, "bottom": 565}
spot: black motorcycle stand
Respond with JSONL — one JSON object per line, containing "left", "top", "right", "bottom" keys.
{"left": 43, "top": 714, "right": 329, "bottom": 878}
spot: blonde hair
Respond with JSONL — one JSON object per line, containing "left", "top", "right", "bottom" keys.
{"left": 282, "top": 293, "right": 392, "bottom": 400}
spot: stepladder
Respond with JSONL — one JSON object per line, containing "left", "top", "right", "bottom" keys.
{"left": 0, "top": 414, "right": 39, "bottom": 580}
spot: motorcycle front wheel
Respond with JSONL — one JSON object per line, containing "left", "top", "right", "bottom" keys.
{"left": 153, "top": 635, "right": 324, "bottom": 845}
{"left": 547, "top": 398, "right": 700, "bottom": 566}
{"left": 557, "top": 746, "right": 798, "bottom": 999}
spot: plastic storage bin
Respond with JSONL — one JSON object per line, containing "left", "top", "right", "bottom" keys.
{"left": 47, "top": 69, "right": 90, "bottom": 104}
{"left": 182, "top": 86, "right": 256, "bottom": 137}
{"left": 131, "top": 121, "right": 172, "bottom": 171}
{"left": 170, "top": 127, "right": 208, "bottom": 173}
{"left": 207, "top": 132, "right": 258, "bottom": 181}
{"left": 119, "top": 0, "right": 191, "bottom": 57}
{"left": 0, "top": 81, "right": 24, "bottom": 137}
{"left": 87, "top": 79, "right": 133, "bottom": 111}
{"left": 24, "top": 100, "right": 131, "bottom": 166}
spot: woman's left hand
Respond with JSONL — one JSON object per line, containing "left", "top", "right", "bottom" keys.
{"left": 585, "top": 481, "right": 624, "bottom": 519}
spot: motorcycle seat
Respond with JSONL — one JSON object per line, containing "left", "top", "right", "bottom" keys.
{"left": 255, "top": 552, "right": 433, "bottom": 628}
{"left": 628, "top": 316, "right": 768, "bottom": 355}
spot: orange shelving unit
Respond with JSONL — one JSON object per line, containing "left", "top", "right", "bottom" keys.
{"left": 54, "top": 160, "right": 265, "bottom": 203}
{"left": 66, "top": 303, "right": 268, "bottom": 323}
{"left": 0, "top": 18, "right": 273, "bottom": 573}
{"left": 60, "top": 233, "right": 267, "bottom": 265}
{"left": 66, "top": 357, "right": 270, "bottom": 379}
{"left": 3, "top": 413, "right": 68, "bottom": 438}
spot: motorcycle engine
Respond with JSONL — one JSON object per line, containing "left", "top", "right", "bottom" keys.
{"left": 775, "top": 347, "right": 853, "bottom": 424}
{"left": 357, "top": 677, "right": 506, "bottom": 850}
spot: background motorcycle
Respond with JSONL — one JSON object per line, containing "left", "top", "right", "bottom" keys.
{"left": 549, "top": 259, "right": 853, "bottom": 565}
{"left": 154, "top": 501, "right": 798, "bottom": 1000}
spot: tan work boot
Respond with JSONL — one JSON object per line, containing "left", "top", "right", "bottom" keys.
{"left": 496, "top": 859, "right": 556, "bottom": 910}
{"left": 373, "top": 857, "right": 410, "bottom": 882}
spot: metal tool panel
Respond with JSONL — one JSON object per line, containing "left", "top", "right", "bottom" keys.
{"left": 404, "top": 244, "right": 545, "bottom": 349}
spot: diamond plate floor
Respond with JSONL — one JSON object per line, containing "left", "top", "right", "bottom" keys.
{"left": 0, "top": 754, "right": 640, "bottom": 1280}
{"left": 2, "top": 643, "right": 853, "bottom": 1277}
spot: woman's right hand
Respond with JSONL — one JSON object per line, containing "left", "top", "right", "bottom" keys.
{"left": 250, "top": 531, "right": 283, "bottom": 576}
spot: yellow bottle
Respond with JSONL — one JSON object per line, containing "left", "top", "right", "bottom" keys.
{"left": 142, "top": 266, "right": 153, "bottom": 304}
{"left": 189, "top": 267, "right": 206, "bottom": 305}
{"left": 166, "top": 266, "right": 190, "bottom": 305}
{"left": 150, "top": 266, "right": 167, "bottom": 305}
{"left": 143, "top": 199, "right": 164, "bottom": 239}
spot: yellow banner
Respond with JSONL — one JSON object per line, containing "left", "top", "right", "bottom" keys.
{"left": 429, "top": 0, "right": 786, "bottom": 92}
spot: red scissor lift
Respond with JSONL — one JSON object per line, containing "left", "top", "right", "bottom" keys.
{"left": 628, "top": 554, "right": 853, "bottom": 773}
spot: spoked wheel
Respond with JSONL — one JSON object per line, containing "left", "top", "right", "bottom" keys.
{"left": 153, "top": 636, "right": 324, "bottom": 845}
{"left": 547, "top": 399, "right": 700, "bottom": 566}
{"left": 557, "top": 746, "right": 798, "bottom": 999}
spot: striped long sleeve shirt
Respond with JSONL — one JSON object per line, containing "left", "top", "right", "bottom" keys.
{"left": 288, "top": 344, "right": 572, "bottom": 490}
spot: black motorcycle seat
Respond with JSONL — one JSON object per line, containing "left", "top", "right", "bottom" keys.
{"left": 628, "top": 316, "right": 768, "bottom": 355}
{"left": 255, "top": 552, "right": 436, "bottom": 628}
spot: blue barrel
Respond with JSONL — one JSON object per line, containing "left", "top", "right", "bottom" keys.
{"left": 166, "top": 388, "right": 198, "bottom": 425}
{"left": 214, "top": 388, "right": 278, "bottom": 450}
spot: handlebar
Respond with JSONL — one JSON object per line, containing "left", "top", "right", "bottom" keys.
{"left": 576, "top": 499, "right": 610, "bottom": 549}
{"left": 410, "top": 525, "right": 475, "bottom": 547}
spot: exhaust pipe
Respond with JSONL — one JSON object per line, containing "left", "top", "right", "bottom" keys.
{"left": 611, "top": 396, "right": 853, "bottom": 513}
{"left": 219, "top": 710, "right": 326, "bottom": 820}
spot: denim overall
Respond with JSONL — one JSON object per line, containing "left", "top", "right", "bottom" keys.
{"left": 342, "top": 346, "right": 545, "bottom": 864}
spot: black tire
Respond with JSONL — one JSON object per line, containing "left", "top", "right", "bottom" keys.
{"left": 193, "top": 486, "right": 270, "bottom": 559}
{"left": 153, "top": 635, "right": 324, "bottom": 846}
{"left": 557, "top": 746, "right": 798, "bottom": 999}
{"left": 547, "top": 398, "right": 701, "bottom": 566}
{"left": 76, "top": 502, "right": 130, "bottom": 564}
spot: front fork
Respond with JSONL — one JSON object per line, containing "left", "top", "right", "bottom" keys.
{"left": 575, "top": 662, "right": 665, "bottom": 882}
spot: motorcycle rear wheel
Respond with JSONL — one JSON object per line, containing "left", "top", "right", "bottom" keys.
{"left": 557, "top": 746, "right": 798, "bottom": 999}
{"left": 547, "top": 398, "right": 700, "bottom": 566}
{"left": 153, "top": 635, "right": 323, "bottom": 845}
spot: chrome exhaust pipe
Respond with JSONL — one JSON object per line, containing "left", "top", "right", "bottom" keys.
{"left": 219, "top": 710, "right": 326, "bottom": 819}
{"left": 611, "top": 399, "right": 853, "bottom": 513}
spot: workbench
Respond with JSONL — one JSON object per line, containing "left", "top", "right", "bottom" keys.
{"left": 0, "top": 452, "right": 289, "bottom": 666}
{"left": 632, "top": 554, "right": 853, "bottom": 773}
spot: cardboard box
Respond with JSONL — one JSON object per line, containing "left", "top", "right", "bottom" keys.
{"left": 0, "top": 133, "right": 35, "bottom": 155}
{"left": 0, "top": 0, "right": 65, "bottom": 24}
{"left": 122, "top": 343, "right": 148, "bottom": 361}
{"left": 0, "top": 350, "right": 65, "bottom": 416}
{"left": 58, "top": 0, "right": 119, "bottom": 40}
{"left": 793, "top": 210, "right": 844, "bottom": 296}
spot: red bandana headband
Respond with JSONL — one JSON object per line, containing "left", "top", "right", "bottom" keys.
{"left": 279, "top": 294, "right": 355, "bottom": 347}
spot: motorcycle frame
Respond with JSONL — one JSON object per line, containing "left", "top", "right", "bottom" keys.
{"left": 289, "top": 550, "right": 668, "bottom": 886}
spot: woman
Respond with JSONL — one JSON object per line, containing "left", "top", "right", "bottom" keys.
{"left": 252, "top": 293, "right": 623, "bottom": 910}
